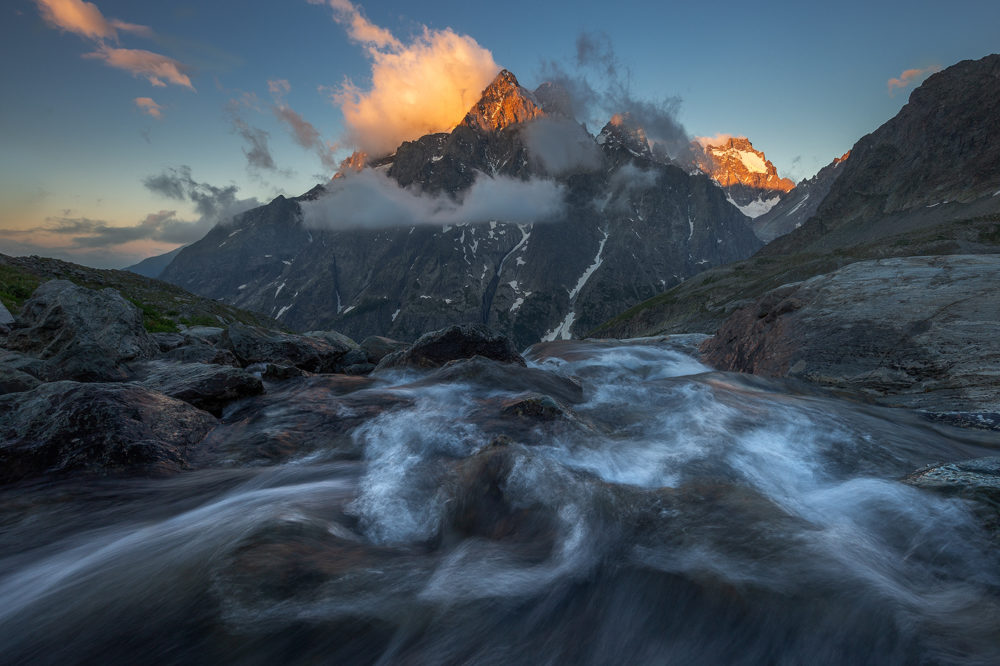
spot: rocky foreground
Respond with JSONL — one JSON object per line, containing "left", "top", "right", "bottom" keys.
{"left": 1, "top": 274, "right": 998, "bottom": 523}
{"left": 0, "top": 279, "right": 527, "bottom": 484}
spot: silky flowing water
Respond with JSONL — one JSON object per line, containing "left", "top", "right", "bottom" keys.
{"left": 1, "top": 337, "right": 998, "bottom": 664}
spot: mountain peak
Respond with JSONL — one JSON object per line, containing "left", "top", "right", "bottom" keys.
{"left": 461, "top": 69, "right": 545, "bottom": 133}
{"left": 691, "top": 136, "right": 794, "bottom": 194}
{"left": 596, "top": 113, "right": 653, "bottom": 161}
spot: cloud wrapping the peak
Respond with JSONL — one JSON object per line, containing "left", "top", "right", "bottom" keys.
{"left": 693, "top": 133, "right": 738, "bottom": 149}
{"left": 301, "top": 169, "right": 565, "bottom": 230}
{"left": 887, "top": 65, "right": 942, "bottom": 96}
{"left": 313, "top": 0, "right": 499, "bottom": 157}
{"left": 541, "top": 32, "right": 690, "bottom": 161}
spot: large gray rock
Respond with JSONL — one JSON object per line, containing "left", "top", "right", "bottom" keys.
{"left": 221, "top": 323, "right": 351, "bottom": 373}
{"left": 376, "top": 324, "right": 526, "bottom": 371}
{"left": 6, "top": 280, "right": 158, "bottom": 381}
{"left": 136, "top": 360, "right": 264, "bottom": 416}
{"left": 701, "top": 255, "right": 1000, "bottom": 412}
{"left": 0, "top": 381, "right": 216, "bottom": 484}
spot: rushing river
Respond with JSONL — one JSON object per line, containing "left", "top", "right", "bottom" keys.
{"left": 1, "top": 337, "right": 999, "bottom": 664}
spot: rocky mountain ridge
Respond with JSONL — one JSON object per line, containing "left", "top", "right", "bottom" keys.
{"left": 160, "top": 70, "right": 762, "bottom": 348}
{"left": 690, "top": 136, "right": 794, "bottom": 217}
{"left": 594, "top": 53, "right": 1000, "bottom": 342}
{"left": 764, "top": 54, "right": 1000, "bottom": 255}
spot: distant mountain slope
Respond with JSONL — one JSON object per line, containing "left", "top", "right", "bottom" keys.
{"left": 751, "top": 152, "right": 849, "bottom": 242}
{"left": 593, "top": 53, "right": 1000, "bottom": 339}
{"left": 161, "top": 71, "right": 761, "bottom": 347}
{"left": 125, "top": 245, "right": 186, "bottom": 278}
{"left": 1, "top": 253, "right": 280, "bottom": 332}
{"left": 764, "top": 54, "right": 1000, "bottom": 255}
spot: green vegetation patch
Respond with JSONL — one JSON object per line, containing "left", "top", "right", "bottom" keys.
{"left": 0, "top": 264, "right": 41, "bottom": 314}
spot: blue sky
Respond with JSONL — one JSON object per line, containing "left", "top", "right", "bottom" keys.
{"left": 1, "top": 0, "right": 997, "bottom": 267}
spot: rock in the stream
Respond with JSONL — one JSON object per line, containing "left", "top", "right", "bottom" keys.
{"left": 376, "top": 324, "right": 526, "bottom": 371}
{"left": 303, "top": 329, "right": 359, "bottom": 350}
{"left": 418, "top": 356, "right": 584, "bottom": 404}
{"left": 903, "top": 457, "right": 1000, "bottom": 504}
{"left": 5, "top": 280, "right": 159, "bottom": 382}
{"left": 0, "top": 381, "right": 216, "bottom": 484}
{"left": 701, "top": 255, "right": 1000, "bottom": 412}
{"left": 500, "top": 393, "right": 567, "bottom": 421}
{"left": 221, "top": 323, "right": 351, "bottom": 373}
{"left": 160, "top": 339, "right": 240, "bottom": 367}
{"left": 360, "top": 336, "right": 409, "bottom": 364}
{"left": 136, "top": 360, "right": 264, "bottom": 416}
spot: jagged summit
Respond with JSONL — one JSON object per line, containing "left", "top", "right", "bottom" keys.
{"left": 596, "top": 114, "right": 653, "bottom": 162}
{"left": 692, "top": 136, "right": 794, "bottom": 194}
{"left": 461, "top": 69, "right": 545, "bottom": 133}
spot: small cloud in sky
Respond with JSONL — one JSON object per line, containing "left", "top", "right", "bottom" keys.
{"left": 311, "top": 0, "right": 498, "bottom": 157}
{"left": 887, "top": 65, "right": 941, "bottom": 96}
{"left": 268, "top": 79, "right": 339, "bottom": 171}
{"left": 34, "top": 0, "right": 193, "bottom": 91}
{"left": 86, "top": 45, "right": 194, "bottom": 89}
{"left": 134, "top": 96, "right": 163, "bottom": 118}
{"left": 34, "top": 0, "right": 130, "bottom": 41}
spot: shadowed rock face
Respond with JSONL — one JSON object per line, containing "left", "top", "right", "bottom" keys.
{"left": 0, "top": 381, "right": 216, "bottom": 484}
{"left": 765, "top": 54, "right": 1000, "bottom": 255}
{"left": 6, "top": 280, "right": 158, "bottom": 382}
{"left": 700, "top": 255, "right": 1000, "bottom": 412}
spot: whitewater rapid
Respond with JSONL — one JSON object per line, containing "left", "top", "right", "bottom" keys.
{"left": 1, "top": 337, "right": 998, "bottom": 664}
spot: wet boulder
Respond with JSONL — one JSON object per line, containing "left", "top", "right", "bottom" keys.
{"left": 5, "top": 280, "right": 159, "bottom": 382}
{"left": 303, "top": 329, "right": 358, "bottom": 351}
{"left": 416, "top": 356, "right": 584, "bottom": 404}
{"left": 360, "top": 335, "right": 409, "bottom": 364}
{"left": 135, "top": 360, "right": 264, "bottom": 416}
{"left": 903, "top": 457, "right": 1000, "bottom": 504}
{"left": 159, "top": 339, "right": 240, "bottom": 367}
{"left": 0, "top": 381, "right": 217, "bottom": 484}
{"left": 376, "top": 324, "right": 526, "bottom": 371}
{"left": 443, "top": 444, "right": 558, "bottom": 556}
{"left": 500, "top": 393, "right": 567, "bottom": 421}
{"left": 221, "top": 323, "right": 351, "bottom": 373}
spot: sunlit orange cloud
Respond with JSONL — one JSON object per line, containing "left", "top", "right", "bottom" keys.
{"left": 311, "top": 0, "right": 402, "bottom": 50}
{"left": 312, "top": 0, "right": 498, "bottom": 157}
{"left": 33, "top": 0, "right": 150, "bottom": 41}
{"left": 693, "top": 133, "right": 739, "bottom": 149}
{"left": 134, "top": 97, "right": 163, "bottom": 118}
{"left": 86, "top": 45, "right": 195, "bottom": 90}
{"left": 887, "top": 65, "right": 941, "bottom": 96}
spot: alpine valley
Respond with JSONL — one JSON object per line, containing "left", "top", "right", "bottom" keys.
{"left": 3, "top": 37, "right": 1000, "bottom": 665}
